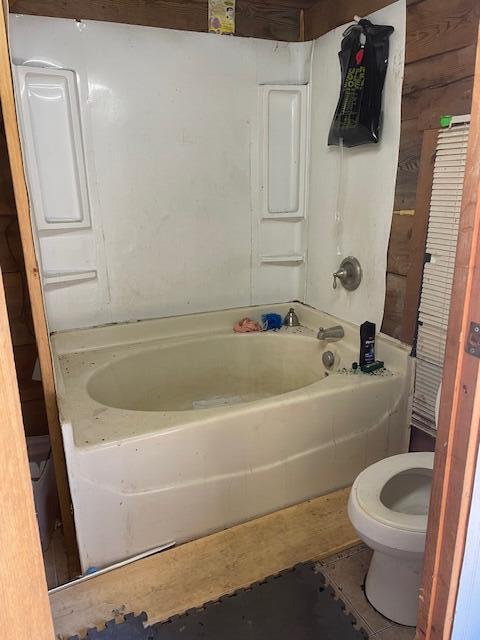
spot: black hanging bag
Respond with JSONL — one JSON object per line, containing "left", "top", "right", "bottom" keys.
{"left": 328, "top": 18, "right": 394, "bottom": 148}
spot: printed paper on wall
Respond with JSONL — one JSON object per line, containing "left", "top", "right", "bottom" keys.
{"left": 209, "top": 0, "right": 235, "bottom": 35}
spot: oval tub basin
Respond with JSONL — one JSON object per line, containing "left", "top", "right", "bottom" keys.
{"left": 87, "top": 333, "right": 325, "bottom": 412}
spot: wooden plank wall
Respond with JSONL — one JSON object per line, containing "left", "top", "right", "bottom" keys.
{"left": 9, "top": 0, "right": 309, "bottom": 42}
{"left": 305, "top": 0, "right": 480, "bottom": 341}
{"left": 0, "top": 114, "right": 48, "bottom": 437}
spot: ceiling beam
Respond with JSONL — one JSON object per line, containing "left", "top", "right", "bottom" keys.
{"left": 9, "top": 0, "right": 308, "bottom": 42}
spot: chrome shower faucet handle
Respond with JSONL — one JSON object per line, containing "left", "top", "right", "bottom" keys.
{"left": 333, "top": 267, "right": 347, "bottom": 289}
{"left": 332, "top": 257, "right": 362, "bottom": 291}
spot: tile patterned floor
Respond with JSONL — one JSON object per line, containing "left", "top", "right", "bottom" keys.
{"left": 316, "top": 544, "right": 416, "bottom": 640}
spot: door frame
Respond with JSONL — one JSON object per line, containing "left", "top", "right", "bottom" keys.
{"left": 1, "top": 5, "right": 480, "bottom": 639}
{"left": 0, "top": 263, "right": 55, "bottom": 636}
{"left": 416, "top": 22, "right": 480, "bottom": 640}
{"left": 0, "top": 1, "right": 79, "bottom": 572}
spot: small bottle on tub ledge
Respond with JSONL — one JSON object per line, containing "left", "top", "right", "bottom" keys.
{"left": 354, "top": 321, "right": 385, "bottom": 373}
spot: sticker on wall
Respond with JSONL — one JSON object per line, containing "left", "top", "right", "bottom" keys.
{"left": 208, "top": 0, "right": 235, "bottom": 35}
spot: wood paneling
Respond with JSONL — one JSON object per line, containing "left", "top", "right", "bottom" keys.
{"left": 9, "top": 0, "right": 319, "bottom": 7}
{"left": 400, "top": 129, "right": 437, "bottom": 345}
{"left": 13, "top": 343, "right": 38, "bottom": 381}
{"left": 0, "top": 139, "right": 47, "bottom": 437}
{"left": 305, "top": 0, "right": 480, "bottom": 57}
{"left": 394, "top": 118, "right": 422, "bottom": 210}
{"left": 386, "top": 213, "right": 413, "bottom": 277}
{"left": 235, "top": 1, "right": 301, "bottom": 41}
{"left": 381, "top": 272, "right": 406, "bottom": 341}
{"left": 402, "top": 75, "right": 474, "bottom": 126}
{"left": 409, "top": 427, "right": 436, "bottom": 453}
{"left": 10, "top": 0, "right": 305, "bottom": 42}
{"left": 20, "top": 397, "right": 49, "bottom": 436}
{"left": 0, "top": 117, "right": 14, "bottom": 216}
{"left": 51, "top": 488, "right": 357, "bottom": 639}
{"left": 402, "top": 44, "right": 476, "bottom": 97}
{"left": 4, "top": 271, "right": 25, "bottom": 322}
{"left": 388, "top": 0, "right": 477, "bottom": 342}
{"left": 405, "top": 0, "right": 480, "bottom": 64}
{"left": 0, "top": 216, "right": 23, "bottom": 272}
{"left": 304, "top": 0, "right": 395, "bottom": 40}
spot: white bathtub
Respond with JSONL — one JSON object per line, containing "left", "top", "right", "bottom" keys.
{"left": 52, "top": 303, "right": 413, "bottom": 570}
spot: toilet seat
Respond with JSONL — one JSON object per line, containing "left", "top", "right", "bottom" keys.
{"left": 353, "top": 452, "right": 434, "bottom": 533}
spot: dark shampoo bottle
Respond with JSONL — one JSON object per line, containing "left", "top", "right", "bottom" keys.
{"left": 360, "top": 321, "right": 376, "bottom": 367}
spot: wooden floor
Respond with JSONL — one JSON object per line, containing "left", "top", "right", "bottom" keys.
{"left": 50, "top": 487, "right": 357, "bottom": 639}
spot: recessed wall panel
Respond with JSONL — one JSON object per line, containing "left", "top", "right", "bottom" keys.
{"left": 14, "top": 65, "right": 90, "bottom": 230}
{"left": 260, "top": 85, "right": 307, "bottom": 218}
{"left": 268, "top": 90, "right": 301, "bottom": 214}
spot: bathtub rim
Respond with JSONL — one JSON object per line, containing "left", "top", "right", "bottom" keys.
{"left": 51, "top": 302, "right": 411, "bottom": 358}
{"left": 51, "top": 302, "right": 413, "bottom": 449}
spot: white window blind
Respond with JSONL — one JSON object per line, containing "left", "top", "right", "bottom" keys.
{"left": 412, "top": 115, "right": 470, "bottom": 435}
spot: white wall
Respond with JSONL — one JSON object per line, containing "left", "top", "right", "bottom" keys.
{"left": 10, "top": 16, "right": 311, "bottom": 331}
{"left": 10, "top": 3, "right": 405, "bottom": 334}
{"left": 452, "top": 444, "right": 480, "bottom": 639}
{"left": 306, "top": 1, "right": 405, "bottom": 329}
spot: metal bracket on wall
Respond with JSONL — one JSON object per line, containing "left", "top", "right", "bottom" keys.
{"left": 466, "top": 322, "right": 480, "bottom": 358}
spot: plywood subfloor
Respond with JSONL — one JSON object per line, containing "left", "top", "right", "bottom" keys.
{"left": 51, "top": 487, "right": 357, "bottom": 639}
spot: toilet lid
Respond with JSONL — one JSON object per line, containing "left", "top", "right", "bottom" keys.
{"left": 354, "top": 452, "right": 435, "bottom": 533}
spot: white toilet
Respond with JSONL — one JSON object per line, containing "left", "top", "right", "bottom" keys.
{"left": 348, "top": 451, "right": 435, "bottom": 626}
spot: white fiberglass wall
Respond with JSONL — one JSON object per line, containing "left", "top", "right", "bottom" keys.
{"left": 11, "top": 16, "right": 311, "bottom": 331}
{"left": 10, "top": 1, "right": 405, "bottom": 333}
{"left": 305, "top": 2, "right": 405, "bottom": 328}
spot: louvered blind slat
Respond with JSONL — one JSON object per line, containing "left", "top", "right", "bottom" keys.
{"left": 411, "top": 116, "right": 470, "bottom": 435}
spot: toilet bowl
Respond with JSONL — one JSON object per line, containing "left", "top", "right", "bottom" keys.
{"left": 348, "top": 451, "right": 435, "bottom": 626}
